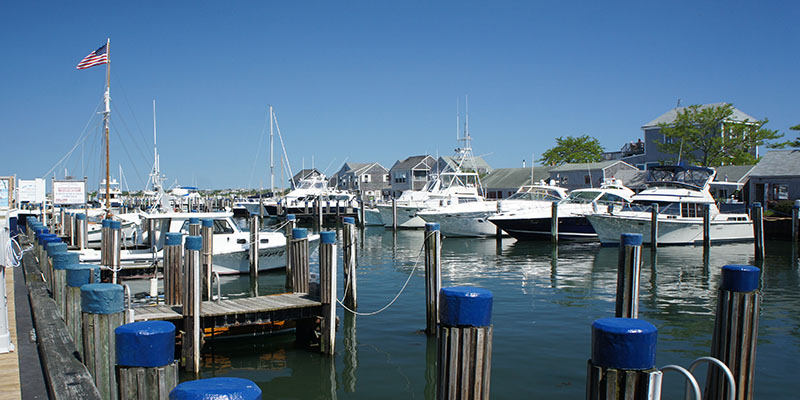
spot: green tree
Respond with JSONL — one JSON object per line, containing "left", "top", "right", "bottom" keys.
{"left": 769, "top": 124, "right": 800, "bottom": 148}
{"left": 540, "top": 135, "right": 604, "bottom": 166}
{"left": 658, "top": 103, "right": 782, "bottom": 167}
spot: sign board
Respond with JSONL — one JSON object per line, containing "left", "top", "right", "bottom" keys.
{"left": 53, "top": 180, "right": 86, "bottom": 205}
{"left": 18, "top": 178, "right": 46, "bottom": 203}
{"left": 0, "top": 178, "right": 10, "bottom": 209}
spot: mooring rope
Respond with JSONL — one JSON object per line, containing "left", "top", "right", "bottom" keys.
{"left": 336, "top": 231, "right": 436, "bottom": 316}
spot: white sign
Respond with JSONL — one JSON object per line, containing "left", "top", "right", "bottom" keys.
{"left": 0, "top": 179, "right": 9, "bottom": 209}
{"left": 18, "top": 178, "right": 46, "bottom": 203}
{"left": 53, "top": 180, "right": 86, "bottom": 205}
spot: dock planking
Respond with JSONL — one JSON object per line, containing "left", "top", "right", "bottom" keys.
{"left": 133, "top": 293, "right": 322, "bottom": 328}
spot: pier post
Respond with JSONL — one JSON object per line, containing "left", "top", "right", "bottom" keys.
{"left": 437, "top": 286, "right": 493, "bottom": 400}
{"left": 110, "top": 220, "right": 122, "bottom": 284}
{"left": 392, "top": 198, "right": 398, "bottom": 231}
{"left": 751, "top": 203, "right": 764, "bottom": 262}
{"left": 39, "top": 234, "right": 57, "bottom": 278}
{"left": 425, "top": 223, "right": 441, "bottom": 336}
{"left": 706, "top": 265, "right": 761, "bottom": 400}
{"left": 64, "top": 213, "right": 73, "bottom": 246}
{"left": 615, "top": 233, "right": 643, "bottom": 318}
{"left": 585, "top": 318, "right": 660, "bottom": 400}
{"left": 551, "top": 202, "right": 559, "bottom": 243}
{"left": 792, "top": 200, "right": 799, "bottom": 244}
{"left": 101, "top": 219, "right": 111, "bottom": 268}
{"left": 359, "top": 199, "right": 366, "bottom": 228}
{"left": 50, "top": 250, "right": 77, "bottom": 316}
{"left": 650, "top": 204, "right": 659, "bottom": 249}
{"left": 318, "top": 231, "right": 337, "bottom": 355}
{"left": 188, "top": 217, "right": 200, "bottom": 236}
{"left": 201, "top": 218, "right": 214, "bottom": 301}
{"left": 249, "top": 215, "right": 259, "bottom": 296}
{"left": 65, "top": 264, "right": 100, "bottom": 359}
{"left": 342, "top": 217, "right": 358, "bottom": 310}
{"left": 59, "top": 208, "right": 66, "bottom": 236}
{"left": 703, "top": 203, "right": 711, "bottom": 248}
{"left": 169, "top": 377, "right": 262, "bottom": 400}
{"left": 284, "top": 214, "right": 296, "bottom": 291}
{"left": 42, "top": 236, "right": 62, "bottom": 290}
{"left": 76, "top": 212, "right": 88, "bottom": 250}
{"left": 163, "top": 233, "right": 184, "bottom": 306}
{"left": 182, "top": 235, "right": 202, "bottom": 373}
{"left": 290, "top": 228, "right": 310, "bottom": 293}
{"left": 116, "top": 321, "right": 178, "bottom": 399}
{"left": 317, "top": 198, "right": 324, "bottom": 232}
{"left": 81, "top": 283, "right": 125, "bottom": 400}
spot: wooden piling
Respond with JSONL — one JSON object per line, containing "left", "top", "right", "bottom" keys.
{"left": 51, "top": 251, "right": 79, "bottom": 317}
{"left": 188, "top": 217, "right": 200, "bottom": 236}
{"left": 285, "top": 214, "right": 296, "bottom": 291}
{"left": 752, "top": 203, "right": 764, "bottom": 262}
{"left": 792, "top": 200, "right": 799, "bottom": 244}
{"left": 116, "top": 321, "right": 178, "bottom": 399}
{"left": 551, "top": 202, "right": 559, "bottom": 243}
{"left": 81, "top": 283, "right": 125, "bottom": 400}
{"left": 65, "top": 264, "right": 100, "bottom": 359}
{"left": 201, "top": 219, "right": 214, "bottom": 301}
{"left": 318, "top": 231, "right": 337, "bottom": 355}
{"left": 437, "top": 287, "right": 493, "bottom": 400}
{"left": 585, "top": 318, "right": 661, "bottom": 400}
{"left": 425, "top": 223, "right": 441, "bottom": 336}
{"left": 703, "top": 203, "right": 711, "bottom": 248}
{"left": 101, "top": 219, "right": 111, "bottom": 268}
{"left": 706, "top": 265, "right": 761, "bottom": 400}
{"left": 163, "top": 233, "right": 184, "bottom": 306}
{"left": 76, "top": 213, "right": 87, "bottom": 250}
{"left": 342, "top": 217, "right": 358, "bottom": 310}
{"left": 290, "top": 228, "right": 310, "bottom": 293}
{"left": 110, "top": 220, "right": 122, "bottom": 284}
{"left": 182, "top": 236, "right": 203, "bottom": 373}
{"left": 249, "top": 215, "right": 259, "bottom": 287}
{"left": 392, "top": 198, "right": 398, "bottom": 231}
{"left": 615, "top": 233, "right": 643, "bottom": 319}
{"left": 650, "top": 204, "right": 659, "bottom": 249}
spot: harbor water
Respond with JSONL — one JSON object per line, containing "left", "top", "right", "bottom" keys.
{"left": 160, "top": 227, "right": 799, "bottom": 398}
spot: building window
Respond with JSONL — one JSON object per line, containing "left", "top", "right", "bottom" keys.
{"left": 362, "top": 174, "right": 371, "bottom": 183}
{"left": 585, "top": 175, "right": 591, "bottom": 184}
{"left": 383, "top": 174, "right": 389, "bottom": 182}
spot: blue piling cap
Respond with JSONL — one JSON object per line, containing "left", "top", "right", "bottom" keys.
{"left": 169, "top": 377, "right": 262, "bottom": 400}
{"left": 110, "top": 220, "right": 122, "bottom": 229}
{"left": 320, "top": 231, "right": 336, "bottom": 244}
{"left": 425, "top": 222, "right": 440, "bottom": 232}
{"left": 721, "top": 265, "right": 760, "bottom": 292}
{"left": 47, "top": 242, "right": 67, "bottom": 256}
{"left": 102, "top": 219, "right": 112, "bottom": 228}
{"left": 185, "top": 235, "right": 202, "bottom": 251}
{"left": 343, "top": 217, "right": 355, "bottom": 224}
{"left": 189, "top": 217, "right": 200, "bottom": 225}
{"left": 52, "top": 252, "right": 80, "bottom": 270}
{"left": 439, "top": 287, "right": 493, "bottom": 327}
{"left": 591, "top": 317, "right": 657, "bottom": 370}
{"left": 286, "top": 214, "right": 296, "bottom": 221}
{"left": 292, "top": 228, "right": 308, "bottom": 239}
{"left": 76, "top": 213, "right": 87, "bottom": 220}
{"left": 165, "top": 232, "right": 184, "bottom": 246}
{"left": 39, "top": 233, "right": 57, "bottom": 245}
{"left": 115, "top": 321, "right": 175, "bottom": 368}
{"left": 751, "top": 202, "right": 761, "bottom": 208}
{"left": 66, "top": 264, "right": 101, "bottom": 287}
{"left": 81, "top": 283, "right": 124, "bottom": 314}
{"left": 621, "top": 233, "right": 643, "bottom": 246}
{"left": 201, "top": 218, "right": 214, "bottom": 228}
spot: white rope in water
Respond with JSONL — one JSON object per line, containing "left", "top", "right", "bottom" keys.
{"left": 336, "top": 231, "right": 436, "bottom": 317}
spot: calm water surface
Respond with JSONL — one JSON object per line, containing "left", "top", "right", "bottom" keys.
{"left": 156, "top": 227, "right": 799, "bottom": 399}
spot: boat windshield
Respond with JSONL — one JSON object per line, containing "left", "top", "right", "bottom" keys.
{"left": 646, "top": 166, "right": 713, "bottom": 189}
{"left": 298, "top": 180, "right": 327, "bottom": 190}
{"left": 563, "top": 191, "right": 602, "bottom": 204}
{"left": 507, "top": 189, "right": 563, "bottom": 202}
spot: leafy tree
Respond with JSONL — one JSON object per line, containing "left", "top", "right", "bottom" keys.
{"left": 540, "top": 135, "right": 604, "bottom": 166}
{"left": 769, "top": 124, "right": 800, "bottom": 148}
{"left": 658, "top": 103, "right": 782, "bottom": 167}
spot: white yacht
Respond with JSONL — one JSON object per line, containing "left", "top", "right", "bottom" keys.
{"left": 264, "top": 175, "right": 357, "bottom": 216}
{"left": 585, "top": 166, "right": 753, "bottom": 245}
{"left": 95, "top": 178, "right": 124, "bottom": 207}
{"left": 489, "top": 179, "right": 633, "bottom": 240}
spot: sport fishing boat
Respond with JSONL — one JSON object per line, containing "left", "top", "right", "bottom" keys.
{"left": 264, "top": 175, "right": 357, "bottom": 216}
{"left": 489, "top": 179, "right": 633, "bottom": 240}
{"left": 585, "top": 165, "right": 753, "bottom": 245}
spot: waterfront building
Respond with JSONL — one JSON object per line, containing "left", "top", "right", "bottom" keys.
{"left": 482, "top": 166, "right": 554, "bottom": 199}
{"left": 388, "top": 155, "right": 437, "bottom": 197}
{"left": 329, "top": 162, "right": 390, "bottom": 200}
{"left": 745, "top": 149, "right": 800, "bottom": 205}
{"left": 548, "top": 160, "right": 638, "bottom": 191}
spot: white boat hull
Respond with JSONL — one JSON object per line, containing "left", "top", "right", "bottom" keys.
{"left": 586, "top": 213, "right": 754, "bottom": 245}
{"left": 377, "top": 204, "right": 428, "bottom": 228}
{"left": 419, "top": 211, "right": 500, "bottom": 237}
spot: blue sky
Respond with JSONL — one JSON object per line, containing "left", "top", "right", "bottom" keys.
{"left": 2, "top": 1, "right": 798, "bottom": 190}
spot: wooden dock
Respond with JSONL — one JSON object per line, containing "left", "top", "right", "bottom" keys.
{"left": 0, "top": 263, "right": 20, "bottom": 400}
{"left": 134, "top": 293, "right": 322, "bottom": 328}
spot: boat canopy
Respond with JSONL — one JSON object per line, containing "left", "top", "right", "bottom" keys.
{"left": 645, "top": 165, "right": 715, "bottom": 190}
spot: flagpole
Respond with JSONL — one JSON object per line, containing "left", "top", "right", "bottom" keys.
{"left": 104, "top": 38, "right": 111, "bottom": 216}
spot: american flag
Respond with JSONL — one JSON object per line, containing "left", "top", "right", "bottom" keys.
{"left": 76, "top": 43, "right": 108, "bottom": 70}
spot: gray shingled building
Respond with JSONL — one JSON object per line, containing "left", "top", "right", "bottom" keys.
{"left": 481, "top": 166, "right": 554, "bottom": 199}
{"left": 746, "top": 150, "right": 800, "bottom": 205}
{"left": 548, "top": 160, "right": 638, "bottom": 191}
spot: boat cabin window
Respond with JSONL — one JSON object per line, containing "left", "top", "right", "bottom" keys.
{"left": 456, "top": 197, "right": 477, "bottom": 203}
{"left": 564, "top": 191, "right": 601, "bottom": 204}
{"left": 680, "top": 203, "right": 706, "bottom": 218}
{"left": 507, "top": 189, "right": 563, "bottom": 202}
{"left": 597, "top": 193, "right": 629, "bottom": 206}
{"left": 179, "top": 219, "right": 235, "bottom": 234}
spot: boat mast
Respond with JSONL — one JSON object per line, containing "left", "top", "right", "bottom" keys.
{"left": 269, "top": 105, "right": 274, "bottom": 194}
{"left": 103, "top": 37, "right": 111, "bottom": 216}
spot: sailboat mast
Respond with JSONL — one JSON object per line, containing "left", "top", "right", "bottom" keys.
{"left": 103, "top": 37, "right": 111, "bottom": 215}
{"left": 269, "top": 105, "right": 274, "bottom": 193}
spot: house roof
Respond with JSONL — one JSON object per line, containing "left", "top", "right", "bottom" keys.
{"left": 390, "top": 155, "right": 437, "bottom": 171}
{"left": 549, "top": 160, "right": 630, "bottom": 172}
{"left": 292, "top": 168, "right": 322, "bottom": 181}
{"left": 749, "top": 150, "right": 800, "bottom": 177}
{"left": 642, "top": 102, "right": 758, "bottom": 129}
{"left": 438, "top": 155, "right": 492, "bottom": 172}
{"left": 713, "top": 165, "right": 755, "bottom": 183}
{"left": 481, "top": 166, "right": 554, "bottom": 188}
{"left": 336, "top": 162, "right": 386, "bottom": 176}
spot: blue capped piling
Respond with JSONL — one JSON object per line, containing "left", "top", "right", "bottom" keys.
{"left": 437, "top": 286, "right": 494, "bottom": 400}
{"left": 116, "top": 321, "right": 179, "bottom": 398}
{"left": 706, "top": 265, "right": 761, "bottom": 400}
{"left": 169, "top": 377, "right": 262, "bottom": 400}
{"left": 183, "top": 235, "right": 203, "bottom": 373}
{"left": 342, "top": 216, "right": 357, "bottom": 310}
{"left": 81, "top": 283, "right": 125, "bottom": 399}
{"left": 425, "top": 223, "right": 441, "bottom": 335}
{"left": 586, "top": 317, "right": 660, "bottom": 400}
{"left": 164, "top": 232, "right": 184, "bottom": 306}
{"left": 318, "top": 231, "right": 337, "bottom": 355}
{"left": 289, "top": 228, "right": 310, "bottom": 293}
{"left": 616, "top": 233, "right": 643, "bottom": 318}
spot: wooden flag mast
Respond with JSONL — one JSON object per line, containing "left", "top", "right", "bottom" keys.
{"left": 103, "top": 38, "right": 111, "bottom": 217}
